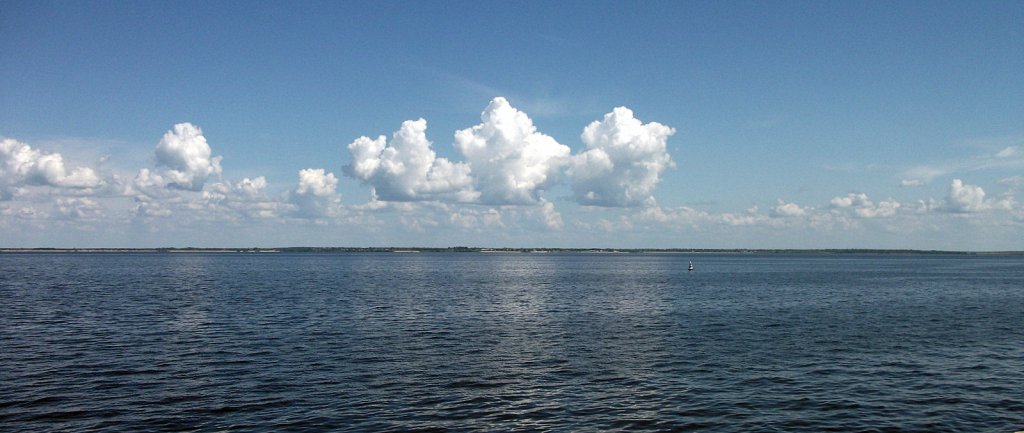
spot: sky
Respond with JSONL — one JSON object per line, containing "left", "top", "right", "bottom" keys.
{"left": 1, "top": 1, "right": 1022, "bottom": 250}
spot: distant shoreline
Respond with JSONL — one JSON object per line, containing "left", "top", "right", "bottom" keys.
{"left": 1, "top": 247, "right": 1021, "bottom": 255}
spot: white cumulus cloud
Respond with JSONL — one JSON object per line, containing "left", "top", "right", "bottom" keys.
{"left": 296, "top": 169, "right": 338, "bottom": 197}
{"left": 770, "top": 199, "right": 807, "bottom": 218}
{"left": 945, "top": 179, "right": 987, "bottom": 213}
{"left": 234, "top": 176, "right": 268, "bottom": 198}
{"left": 290, "top": 168, "right": 342, "bottom": 218}
{"left": 1, "top": 138, "right": 102, "bottom": 199}
{"left": 154, "top": 123, "right": 223, "bottom": 191}
{"left": 830, "top": 192, "right": 901, "bottom": 218}
{"left": 568, "top": 107, "right": 675, "bottom": 207}
{"left": 345, "top": 119, "right": 477, "bottom": 202}
{"left": 127, "top": 168, "right": 170, "bottom": 199}
{"left": 203, "top": 177, "right": 267, "bottom": 203}
{"left": 454, "top": 97, "right": 571, "bottom": 205}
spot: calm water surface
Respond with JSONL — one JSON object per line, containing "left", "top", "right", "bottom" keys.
{"left": 1, "top": 253, "right": 1022, "bottom": 432}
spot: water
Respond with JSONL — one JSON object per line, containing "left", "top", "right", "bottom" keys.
{"left": 1, "top": 252, "right": 1022, "bottom": 432}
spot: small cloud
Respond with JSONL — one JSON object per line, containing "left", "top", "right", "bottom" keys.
{"left": 903, "top": 165, "right": 949, "bottom": 183}
{"left": 289, "top": 168, "right": 342, "bottom": 219}
{"left": 234, "top": 176, "right": 267, "bottom": 198}
{"left": 202, "top": 176, "right": 284, "bottom": 220}
{"left": 770, "top": 199, "right": 807, "bottom": 218}
{"left": 900, "top": 179, "right": 925, "bottom": 187}
{"left": 830, "top": 192, "right": 870, "bottom": 209}
{"left": 448, "top": 209, "right": 480, "bottom": 229}
{"left": 945, "top": 179, "right": 987, "bottom": 213}
{"left": 296, "top": 168, "right": 338, "bottom": 197}
{"left": 54, "top": 197, "right": 103, "bottom": 220}
{"left": 128, "top": 168, "right": 169, "bottom": 199}
{"left": 830, "top": 192, "right": 900, "bottom": 218}
{"left": 447, "top": 207, "right": 506, "bottom": 230}
{"left": 540, "top": 201, "right": 563, "bottom": 229}
{"left": 996, "top": 146, "right": 1020, "bottom": 158}
{"left": 132, "top": 198, "right": 172, "bottom": 218}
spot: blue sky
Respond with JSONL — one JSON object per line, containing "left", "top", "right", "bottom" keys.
{"left": 1, "top": 1, "right": 1022, "bottom": 249}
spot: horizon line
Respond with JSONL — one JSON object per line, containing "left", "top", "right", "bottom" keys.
{"left": 2, "top": 247, "right": 1022, "bottom": 255}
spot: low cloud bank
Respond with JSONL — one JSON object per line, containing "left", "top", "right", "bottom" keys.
{"left": 1, "top": 138, "right": 102, "bottom": 199}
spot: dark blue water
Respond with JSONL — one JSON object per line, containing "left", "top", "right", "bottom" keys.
{"left": 2, "top": 253, "right": 1022, "bottom": 432}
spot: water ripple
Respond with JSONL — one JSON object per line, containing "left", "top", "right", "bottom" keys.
{"left": 2, "top": 253, "right": 1023, "bottom": 432}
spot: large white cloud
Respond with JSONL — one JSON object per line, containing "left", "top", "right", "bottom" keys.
{"left": 289, "top": 168, "right": 342, "bottom": 218}
{"left": 345, "top": 119, "right": 477, "bottom": 202}
{"left": 154, "top": 123, "right": 223, "bottom": 191}
{"left": 454, "top": 97, "right": 571, "bottom": 205}
{"left": 1, "top": 138, "right": 102, "bottom": 199}
{"left": 568, "top": 107, "right": 675, "bottom": 207}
